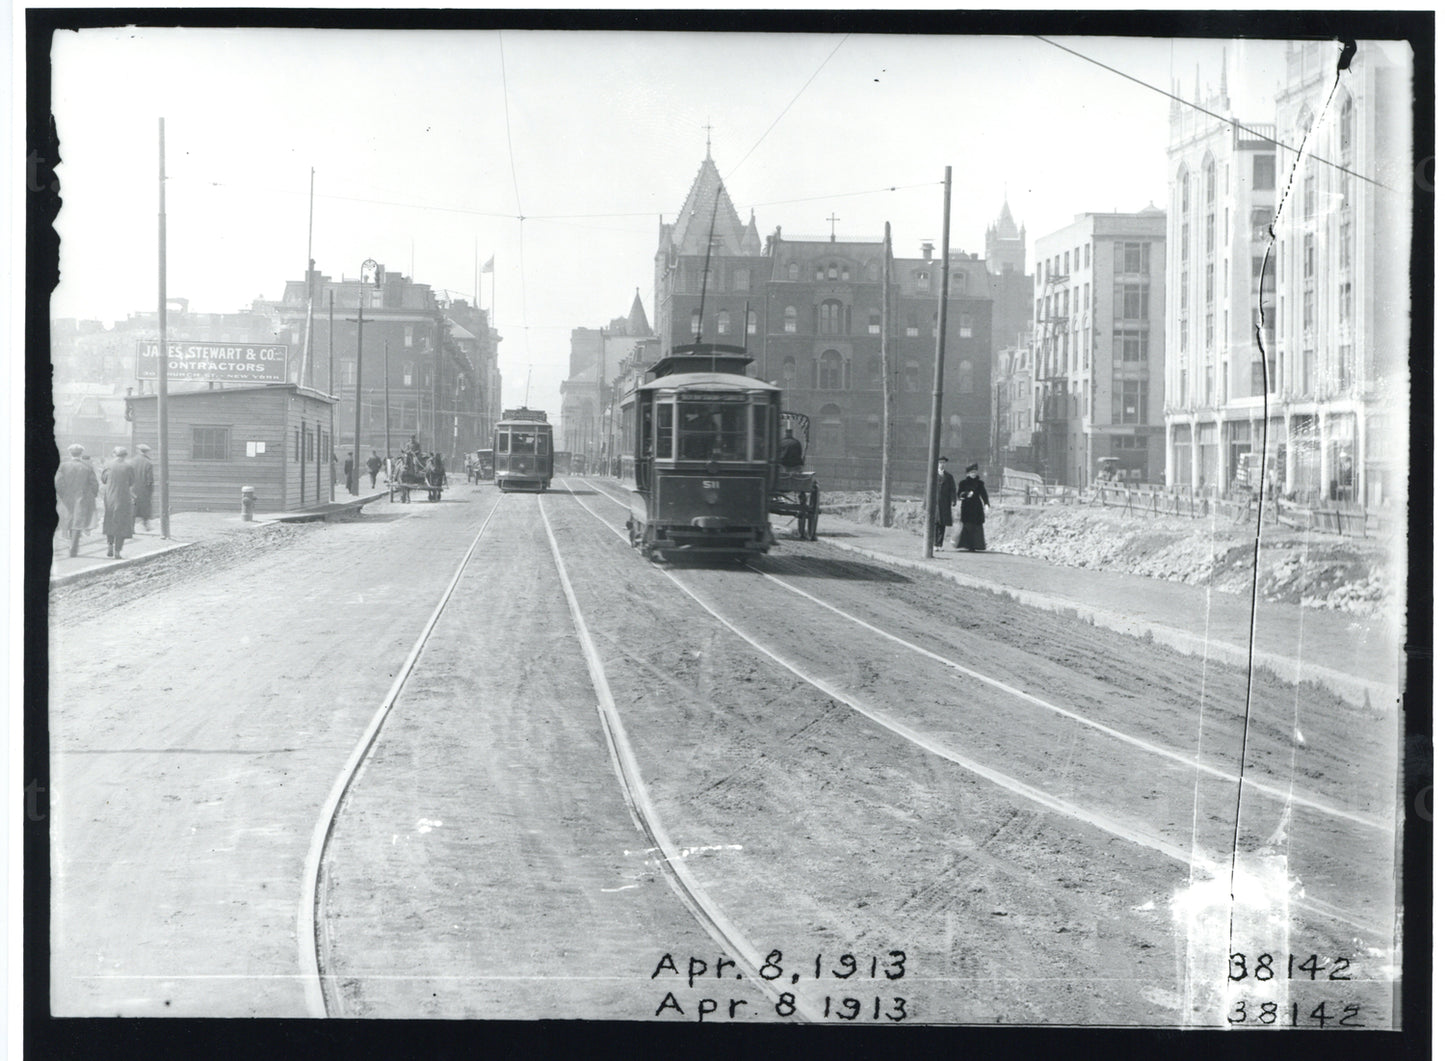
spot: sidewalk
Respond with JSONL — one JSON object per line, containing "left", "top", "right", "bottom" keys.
{"left": 49, "top": 489, "right": 389, "bottom": 586}
{"left": 812, "top": 513, "right": 1400, "bottom": 712}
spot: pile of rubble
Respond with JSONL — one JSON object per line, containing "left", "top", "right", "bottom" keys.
{"left": 827, "top": 492, "right": 1401, "bottom": 620}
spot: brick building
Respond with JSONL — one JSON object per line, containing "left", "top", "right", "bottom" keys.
{"left": 1031, "top": 209, "right": 1168, "bottom": 486}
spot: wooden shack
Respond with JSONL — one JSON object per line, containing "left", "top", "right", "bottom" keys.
{"left": 126, "top": 384, "right": 338, "bottom": 512}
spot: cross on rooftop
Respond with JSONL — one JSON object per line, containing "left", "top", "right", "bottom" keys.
{"left": 827, "top": 213, "right": 840, "bottom": 241}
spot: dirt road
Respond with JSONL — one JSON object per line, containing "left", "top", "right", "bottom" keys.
{"left": 47, "top": 480, "right": 1400, "bottom": 1025}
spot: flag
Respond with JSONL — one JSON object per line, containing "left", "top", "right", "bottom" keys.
{"left": 481, "top": 255, "right": 494, "bottom": 274}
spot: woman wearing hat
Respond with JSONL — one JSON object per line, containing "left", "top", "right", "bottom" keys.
{"left": 954, "top": 463, "right": 990, "bottom": 551}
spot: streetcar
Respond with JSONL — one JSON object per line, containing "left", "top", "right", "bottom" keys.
{"left": 493, "top": 409, "right": 553, "bottom": 492}
{"left": 620, "top": 343, "right": 783, "bottom": 560}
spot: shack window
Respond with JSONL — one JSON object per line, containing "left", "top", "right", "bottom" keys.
{"left": 193, "top": 427, "right": 229, "bottom": 460}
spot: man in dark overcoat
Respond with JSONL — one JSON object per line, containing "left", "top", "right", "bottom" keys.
{"left": 955, "top": 462, "right": 991, "bottom": 551}
{"left": 55, "top": 444, "right": 99, "bottom": 557}
{"left": 131, "top": 443, "right": 155, "bottom": 530}
{"left": 932, "top": 456, "right": 956, "bottom": 548}
{"left": 101, "top": 446, "right": 137, "bottom": 558}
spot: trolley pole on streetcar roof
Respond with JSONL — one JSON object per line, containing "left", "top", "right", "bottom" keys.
{"left": 923, "top": 166, "right": 952, "bottom": 560}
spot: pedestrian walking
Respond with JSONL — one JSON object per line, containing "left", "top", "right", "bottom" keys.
{"left": 955, "top": 463, "right": 991, "bottom": 551}
{"left": 101, "top": 446, "right": 137, "bottom": 558}
{"left": 932, "top": 456, "right": 956, "bottom": 548}
{"left": 366, "top": 450, "right": 382, "bottom": 488}
{"left": 344, "top": 451, "right": 356, "bottom": 495}
{"left": 131, "top": 443, "right": 155, "bottom": 531}
{"left": 54, "top": 443, "right": 99, "bottom": 557}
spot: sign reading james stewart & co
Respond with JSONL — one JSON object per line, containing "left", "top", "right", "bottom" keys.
{"left": 136, "top": 340, "right": 289, "bottom": 383}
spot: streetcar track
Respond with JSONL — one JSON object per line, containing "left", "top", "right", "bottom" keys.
{"left": 299, "top": 493, "right": 505, "bottom": 1018}
{"left": 560, "top": 478, "right": 1387, "bottom": 940}
{"left": 573, "top": 475, "right": 1386, "bottom": 833}
{"left": 535, "top": 494, "right": 821, "bottom": 1023}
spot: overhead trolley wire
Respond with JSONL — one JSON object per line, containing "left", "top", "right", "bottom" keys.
{"left": 1033, "top": 35, "right": 1393, "bottom": 192}
{"left": 726, "top": 34, "right": 850, "bottom": 181}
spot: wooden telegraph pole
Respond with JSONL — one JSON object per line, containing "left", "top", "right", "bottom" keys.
{"left": 327, "top": 290, "right": 335, "bottom": 501}
{"left": 157, "top": 118, "right": 171, "bottom": 539}
{"left": 352, "top": 294, "right": 371, "bottom": 495}
{"left": 880, "top": 221, "right": 894, "bottom": 527}
{"left": 923, "top": 166, "right": 953, "bottom": 559}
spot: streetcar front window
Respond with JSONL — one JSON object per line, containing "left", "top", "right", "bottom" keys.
{"left": 678, "top": 400, "right": 747, "bottom": 460}
{"left": 511, "top": 431, "right": 537, "bottom": 454}
{"left": 496, "top": 433, "right": 510, "bottom": 454}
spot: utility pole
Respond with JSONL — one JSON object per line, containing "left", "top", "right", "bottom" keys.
{"left": 924, "top": 166, "right": 953, "bottom": 559}
{"left": 327, "top": 290, "right": 335, "bottom": 501}
{"left": 383, "top": 338, "right": 391, "bottom": 474}
{"left": 881, "top": 221, "right": 894, "bottom": 527}
{"left": 157, "top": 117, "right": 170, "bottom": 539}
{"left": 352, "top": 294, "right": 371, "bottom": 496}
{"left": 301, "top": 167, "right": 315, "bottom": 387}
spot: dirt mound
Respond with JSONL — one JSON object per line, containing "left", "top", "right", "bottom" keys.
{"left": 826, "top": 492, "right": 1400, "bottom": 620}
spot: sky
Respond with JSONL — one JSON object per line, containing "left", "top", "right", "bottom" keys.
{"left": 47, "top": 26, "right": 1301, "bottom": 417}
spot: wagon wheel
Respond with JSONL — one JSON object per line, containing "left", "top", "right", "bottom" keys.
{"left": 805, "top": 483, "right": 820, "bottom": 541}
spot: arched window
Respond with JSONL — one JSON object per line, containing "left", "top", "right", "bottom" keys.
{"left": 827, "top": 262, "right": 839, "bottom": 280}
{"left": 781, "top": 356, "right": 797, "bottom": 386}
{"left": 784, "top": 306, "right": 797, "bottom": 334}
{"left": 1179, "top": 167, "right": 1190, "bottom": 214}
{"left": 818, "top": 404, "right": 844, "bottom": 454}
{"left": 1339, "top": 94, "right": 1354, "bottom": 159}
{"left": 787, "top": 262, "right": 800, "bottom": 281}
{"left": 716, "top": 310, "right": 730, "bottom": 336}
{"left": 916, "top": 270, "right": 930, "bottom": 291}
{"left": 956, "top": 359, "right": 975, "bottom": 394}
{"left": 818, "top": 299, "right": 844, "bottom": 335}
{"left": 733, "top": 268, "right": 749, "bottom": 291}
{"left": 948, "top": 414, "right": 963, "bottom": 450}
{"left": 689, "top": 309, "right": 701, "bottom": 336}
{"left": 865, "top": 261, "right": 879, "bottom": 282}
{"left": 865, "top": 414, "right": 882, "bottom": 447}
{"left": 1203, "top": 155, "right": 1216, "bottom": 205}
{"left": 817, "top": 350, "right": 843, "bottom": 390}
{"left": 747, "top": 310, "right": 758, "bottom": 335}
{"left": 865, "top": 356, "right": 882, "bottom": 386}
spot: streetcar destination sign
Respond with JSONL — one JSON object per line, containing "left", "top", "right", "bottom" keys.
{"left": 136, "top": 340, "right": 289, "bottom": 383}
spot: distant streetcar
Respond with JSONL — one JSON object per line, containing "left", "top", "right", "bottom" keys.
{"left": 620, "top": 343, "right": 782, "bottom": 560}
{"left": 493, "top": 408, "right": 553, "bottom": 492}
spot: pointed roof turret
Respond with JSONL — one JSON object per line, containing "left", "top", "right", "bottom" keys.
{"left": 742, "top": 208, "right": 761, "bottom": 256}
{"left": 670, "top": 156, "right": 748, "bottom": 256}
{"left": 627, "top": 287, "right": 651, "bottom": 336}
{"left": 994, "top": 199, "right": 1019, "bottom": 239}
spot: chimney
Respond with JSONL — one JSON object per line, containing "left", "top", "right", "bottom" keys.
{"left": 922, "top": 241, "right": 934, "bottom": 261}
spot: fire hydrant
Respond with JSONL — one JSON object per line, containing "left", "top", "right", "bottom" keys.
{"left": 241, "top": 485, "right": 256, "bottom": 521}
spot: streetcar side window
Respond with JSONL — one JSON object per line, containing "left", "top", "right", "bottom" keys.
{"left": 656, "top": 402, "right": 673, "bottom": 459}
{"left": 496, "top": 431, "right": 510, "bottom": 454}
{"left": 641, "top": 403, "right": 653, "bottom": 456}
{"left": 751, "top": 402, "right": 768, "bottom": 462}
{"left": 537, "top": 432, "right": 549, "bottom": 455}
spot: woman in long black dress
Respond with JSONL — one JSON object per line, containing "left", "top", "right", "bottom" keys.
{"left": 954, "top": 463, "right": 990, "bottom": 551}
